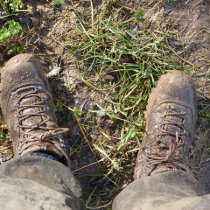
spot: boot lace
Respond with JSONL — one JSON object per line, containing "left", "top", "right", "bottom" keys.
{"left": 143, "top": 101, "right": 190, "bottom": 171}
{"left": 15, "top": 84, "right": 68, "bottom": 153}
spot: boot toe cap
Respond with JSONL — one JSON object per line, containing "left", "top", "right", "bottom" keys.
{"left": 1, "top": 54, "right": 48, "bottom": 97}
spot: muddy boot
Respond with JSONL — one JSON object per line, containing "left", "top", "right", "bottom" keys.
{"left": 1, "top": 54, "right": 70, "bottom": 166}
{"left": 134, "top": 70, "right": 197, "bottom": 180}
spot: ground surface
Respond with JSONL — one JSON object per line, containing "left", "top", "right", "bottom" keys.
{"left": 0, "top": 0, "right": 210, "bottom": 209}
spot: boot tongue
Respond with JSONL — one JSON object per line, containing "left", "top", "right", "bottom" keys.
{"left": 151, "top": 165, "right": 172, "bottom": 175}
{"left": 162, "top": 115, "right": 183, "bottom": 136}
{"left": 20, "top": 96, "right": 43, "bottom": 128}
{"left": 158, "top": 115, "right": 183, "bottom": 154}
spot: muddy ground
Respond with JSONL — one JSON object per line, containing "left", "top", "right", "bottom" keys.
{"left": 0, "top": 0, "right": 210, "bottom": 209}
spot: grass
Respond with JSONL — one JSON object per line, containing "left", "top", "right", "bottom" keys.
{"left": 0, "top": 0, "right": 58, "bottom": 56}
{"left": 0, "top": 0, "right": 29, "bottom": 57}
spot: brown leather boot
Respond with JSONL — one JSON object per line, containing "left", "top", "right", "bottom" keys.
{"left": 134, "top": 70, "right": 197, "bottom": 180}
{"left": 1, "top": 54, "right": 70, "bottom": 166}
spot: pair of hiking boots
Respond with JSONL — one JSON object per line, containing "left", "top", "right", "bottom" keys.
{"left": 1, "top": 54, "right": 196, "bottom": 180}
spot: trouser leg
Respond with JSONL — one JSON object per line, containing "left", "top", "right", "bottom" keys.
{"left": 113, "top": 170, "right": 209, "bottom": 210}
{"left": 0, "top": 156, "right": 83, "bottom": 210}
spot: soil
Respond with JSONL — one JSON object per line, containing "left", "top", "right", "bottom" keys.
{"left": 0, "top": 0, "right": 210, "bottom": 208}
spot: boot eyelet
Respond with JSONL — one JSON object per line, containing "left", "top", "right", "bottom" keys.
{"left": 37, "top": 86, "right": 42, "bottom": 91}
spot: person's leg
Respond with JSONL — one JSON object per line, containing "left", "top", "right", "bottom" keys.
{"left": 113, "top": 170, "right": 208, "bottom": 210}
{"left": 113, "top": 71, "right": 209, "bottom": 210}
{"left": 0, "top": 156, "right": 82, "bottom": 210}
{"left": 0, "top": 54, "right": 83, "bottom": 209}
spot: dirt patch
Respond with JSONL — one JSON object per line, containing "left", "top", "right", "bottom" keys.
{"left": 121, "top": 1, "right": 209, "bottom": 81}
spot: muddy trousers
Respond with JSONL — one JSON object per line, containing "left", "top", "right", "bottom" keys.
{"left": 0, "top": 156, "right": 209, "bottom": 210}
